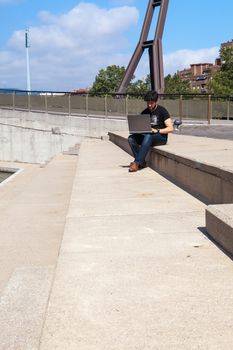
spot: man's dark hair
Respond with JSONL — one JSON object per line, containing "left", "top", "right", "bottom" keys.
{"left": 144, "top": 90, "right": 158, "bottom": 102}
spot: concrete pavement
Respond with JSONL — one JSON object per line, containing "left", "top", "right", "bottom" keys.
{"left": 0, "top": 155, "right": 77, "bottom": 292}
{"left": 0, "top": 155, "right": 77, "bottom": 349}
{"left": 0, "top": 135, "right": 233, "bottom": 349}
{"left": 38, "top": 138, "right": 233, "bottom": 349}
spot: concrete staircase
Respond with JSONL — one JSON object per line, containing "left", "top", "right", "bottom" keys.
{"left": 0, "top": 135, "right": 233, "bottom": 349}
{"left": 62, "top": 143, "right": 80, "bottom": 156}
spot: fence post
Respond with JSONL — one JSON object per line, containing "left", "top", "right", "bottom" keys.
{"left": 105, "top": 95, "right": 108, "bottom": 117}
{"left": 125, "top": 94, "right": 128, "bottom": 117}
{"left": 44, "top": 93, "right": 48, "bottom": 113}
{"left": 68, "top": 93, "right": 71, "bottom": 115}
{"left": 207, "top": 94, "right": 212, "bottom": 124}
{"left": 227, "top": 99, "right": 230, "bottom": 120}
{"left": 12, "top": 91, "right": 15, "bottom": 110}
{"left": 179, "top": 94, "right": 183, "bottom": 121}
{"left": 86, "top": 94, "right": 89, "bottom": 116}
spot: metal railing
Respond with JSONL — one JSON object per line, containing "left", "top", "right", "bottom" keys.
{"left": 0, "top": 90, "right": 232, "bottom": 123}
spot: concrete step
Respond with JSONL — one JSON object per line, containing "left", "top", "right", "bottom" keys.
{"left": 206, "top": 204, "right": 233, "bottom": 256}
{"left": 109, "top": 132, "right": 233, "bottom": 259}
{"left": 63, "top": 143, "right": 80, "bottom": 156}
{"left": 108, "top": 132, "right": 233, "bottom": 204}
{"left": 0, "top": 266, "right": 54, "bottom": 350}
{"left": 0, "top": 170, "right": 13, "bottom": 183}
{"left": 0, "top": 154, "right": 78, "bottom": 348}
{"left": 0, "top": 154, "right": 78, "bottom": 292}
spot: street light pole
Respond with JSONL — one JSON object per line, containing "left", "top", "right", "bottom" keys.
{"left": 25, "top": 28, "right": 31, "bottom": 92}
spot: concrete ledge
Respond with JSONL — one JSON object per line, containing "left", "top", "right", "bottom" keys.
{"left": 149, "top": 148, "right": 233, "bottom": 204}
{"left": 108, "top": 132, "right": 233, "bottom": 205}
{"left": 108, "top": 132, "right": 132, "bottom": 155}
{"left": 206, "top": 204, "right": 233, "bottom": 256}
{"left": 108, "top": 132, "right": 233, "bottom": 256}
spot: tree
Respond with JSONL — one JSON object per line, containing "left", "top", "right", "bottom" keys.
{"left": 209, "top": 46, "right": 233, "bottom": 96}
{"left": 91, "top": 65, "right": 152, "bottom": 95}
{"left": 164, "top": 73, "right": 192, "bottom": 94}
{"left": 127, "top": 75, "right": 151, "bottom": 95}
{"left": 91, "top": 65, "right": 126, "bottom": 94}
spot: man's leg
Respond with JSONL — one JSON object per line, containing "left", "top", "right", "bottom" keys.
{"left": 128, "top": 134, "right": 143, "bottom": 160}
{"left": 135, "top": 133, "right": 167, "bottom": 165}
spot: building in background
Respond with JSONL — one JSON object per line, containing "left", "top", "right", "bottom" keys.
{"left": 71, "top": 88, "right": 90, "bottom": 95}
{"left": 221, "top": 39, "right": 233, "bottom": 49}
{"left": 177, "top": 40, "right": 233, "bottom": 93}
{"left": 177, "top": 62, "right": 221, "bottom": 93}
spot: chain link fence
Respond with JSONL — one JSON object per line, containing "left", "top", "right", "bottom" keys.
{"left": 0, "top": 90, "right": 232, "bottom": 123}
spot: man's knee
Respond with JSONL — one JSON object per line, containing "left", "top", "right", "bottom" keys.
{"left": 142, "top": 133, "right": 153, "bottom": 145}
{"left": 143, "top": 133, "right": 152, "bottom": 140}
{"left": 128, "top": 134, "right": 135, "bottom": 144}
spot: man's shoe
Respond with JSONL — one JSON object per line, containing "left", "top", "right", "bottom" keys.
{"left": 138, "top": 162, "right": 147, "bottom": 169}
{"left": 129, "top": 162, "right": 139, "bottom": 172}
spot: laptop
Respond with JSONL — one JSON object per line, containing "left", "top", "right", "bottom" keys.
{"left": 127, "top": 114, "right": 152, "bottom": 133}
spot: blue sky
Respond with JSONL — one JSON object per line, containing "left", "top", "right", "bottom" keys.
{"left": 0, "top": 0, "right": 232, "bottom": 91}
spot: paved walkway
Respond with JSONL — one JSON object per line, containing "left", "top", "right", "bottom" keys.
{"left": 38, "top": 138, "right": 233, "bottom": 350}
{"left": 0, "top": 155, "right": 77, "bottom": 291}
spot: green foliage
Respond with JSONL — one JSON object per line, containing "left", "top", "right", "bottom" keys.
{"left": 90, "top": 65, "right": 126, "bottom": 94}
{"left": 209, "top": 46, "right": 233, "bottom": 96}
{"left": 90, "top": 65, "right": 151, "bottom": 95}
{"left": 164, "top": 73, "right": 192, "bottom": 94}
{"left": 91, "top": 65, "right": 196, "bottom": 96}
{"left": 127, "top": 74, "right": 151, "bottom": 95}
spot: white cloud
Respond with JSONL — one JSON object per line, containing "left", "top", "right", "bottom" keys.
{"left": 0, "top": 2, "right": 139, "bottom": 90}
{"left": 39, "top": 3, "right": 137, "bottom": 35}
{"left": 164, "top": 47, "right": 220, "bottom": 75}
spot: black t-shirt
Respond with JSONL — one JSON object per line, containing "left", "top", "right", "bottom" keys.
{"left": 141, "top": 105, "right": 170, "bottom": 135}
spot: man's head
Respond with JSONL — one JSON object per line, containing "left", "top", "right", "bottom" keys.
{"left": 144, "top": 90, "right": 159, "bottom": 111}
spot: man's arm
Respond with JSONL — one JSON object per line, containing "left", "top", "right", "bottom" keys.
{"left": 151, "top": 118, "right": 173, "bottom": 134}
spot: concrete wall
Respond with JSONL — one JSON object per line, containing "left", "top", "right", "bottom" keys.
{"left": 206, "top": 204, "right": 233, "bottom": 256}
{"left": 0, "top": 109, "right": 127, "bottom": 163}
{"left": 0, "top": 169, "right": 14, "bottom": 183}
{"left": 149, "top": 149, "right": 233, "bottom": 204}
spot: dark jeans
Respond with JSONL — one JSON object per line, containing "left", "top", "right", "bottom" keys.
{"left": 128, "top": 133, "right": 167, "bottom": 165}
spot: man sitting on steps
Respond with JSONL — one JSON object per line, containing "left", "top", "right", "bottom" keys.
{"left": 128, "top": 90, "right": 173, "bottom": 173}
